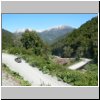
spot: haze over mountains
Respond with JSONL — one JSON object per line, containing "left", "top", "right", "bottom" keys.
{"left": 8, "top": 25, "right": 74, "bottom": 45}
{"left": 38, "top": 25, "right": 74, "bottom": 44}
{"left": 14, "top": 25, "right": 74, "bottom": 44}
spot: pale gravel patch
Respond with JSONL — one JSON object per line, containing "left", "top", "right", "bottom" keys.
{"left": 2, "top": 70, "right": 20, "bottom": 86}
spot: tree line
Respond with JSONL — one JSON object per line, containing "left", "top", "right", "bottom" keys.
{"left": 51, "top": 16, "right": 98, "bottom": 63}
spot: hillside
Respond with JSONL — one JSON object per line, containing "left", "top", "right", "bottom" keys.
{"left": 2, "top": 29, "right": 15, "bottom": 49}
{"left": 2, "top": 29, "right": 49, "bottom": 57}
{"left": 13, "top": 25, "right": 74, "bottom": 45}
{"left": 52, "top": 17, "right": 98, "bottom": 63}
{"left": 38, "top": 25, "right": 74, "bottom": 44}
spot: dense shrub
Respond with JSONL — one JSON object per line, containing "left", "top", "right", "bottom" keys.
{"left": 8, "top": 47, "right": 21, "bottom": 54}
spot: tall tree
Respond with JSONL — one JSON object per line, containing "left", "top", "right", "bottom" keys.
{"left": 21, "top": 29, "right": 45, "bottom": 55}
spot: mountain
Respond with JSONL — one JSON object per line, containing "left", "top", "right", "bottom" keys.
{"left": 14, "top": 28, "right": 33, "bottom": 34}
{"left": 38, "top": 25, "right": 74, "bottom": 44}
{"left": 2, "top": 29, "right": 15, "bottom": 49}
{"left": 2, "top": 29, "right": 24, "bottom": 49}
{"left": 14, "top": 25, "right": 74, "bottom": 45}
{"left": 52, "top": 17, "right": 98, "bottom": 63}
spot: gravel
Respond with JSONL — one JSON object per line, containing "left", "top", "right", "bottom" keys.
{"left": 2, "top": 70, "right": 20, "bottom": 86}
{"left": 2, "top": 53, "right": 71, "bottom": 86}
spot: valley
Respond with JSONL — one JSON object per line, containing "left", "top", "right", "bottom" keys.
{"left": 2, "top": 16, "right": 98, "bottom": 86}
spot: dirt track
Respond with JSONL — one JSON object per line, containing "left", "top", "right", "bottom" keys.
{"left": 2, "top": 53, "right": 71, "bottom": 86}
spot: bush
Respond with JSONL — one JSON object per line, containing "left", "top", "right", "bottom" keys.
{"left": 84, "top": 64, "right": 98, "bottom": 72}
{"left": 8, "top": 47, "right": 21, "bottom": 54}
{"left": 8, "top": 47, "right": 34, "bottom": 56}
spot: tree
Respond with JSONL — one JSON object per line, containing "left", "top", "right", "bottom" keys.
{"left": 52, "top": 16, "right": 98, "bottom": 64}
{"left": 21, "top": 29, "right": 45, "bottom": 55}
{"left": 76, "top": 47, "right": 84, "bottom": 57}
{"left": 63, "top": 46, "right": 73, "bottom": 57}
{"left": 21, "top": 30, "right": 37, "bottom": 49}
{"left": 75, "top": 46, "right": 83, "bottom": 61}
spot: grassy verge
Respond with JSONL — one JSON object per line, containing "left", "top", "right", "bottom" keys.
{"left": 21, "top": 54, "right": 98, "bottom": 86}
{"left": 2, "top": 64, "right": 31, "bottom": 86}
{"left": 4, "top": 48, "right": 98, "bottom": 86}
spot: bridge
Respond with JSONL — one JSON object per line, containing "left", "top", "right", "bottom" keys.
{"left": 68, "top": 58, "right": 91, "bottom": 70}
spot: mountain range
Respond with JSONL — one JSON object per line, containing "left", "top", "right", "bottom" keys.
{"left": 14, "top": 25, "right": 74, "bottom": 45}
{"left": 38, "top": 25, "right": 74, "bottom": 44}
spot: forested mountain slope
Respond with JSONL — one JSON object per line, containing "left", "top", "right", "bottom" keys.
{"left": 38, "top": 25, "right": 74, "bottom": 44}
{"left": 2, "top": 29, "right": 15, "bottom": 49}
{"left": 52, "top": 17, "right": 98, "bottom": 63}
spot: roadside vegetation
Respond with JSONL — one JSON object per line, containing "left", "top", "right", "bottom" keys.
{"left": 2, "top": 64, "right": 31, "bottom": 86}
{"left": 3, "top": 48, "right": 98, "bottom": 86}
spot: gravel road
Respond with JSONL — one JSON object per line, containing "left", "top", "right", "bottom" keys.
{"left": 2, "top": 53, "right": 71, "bottom": 86}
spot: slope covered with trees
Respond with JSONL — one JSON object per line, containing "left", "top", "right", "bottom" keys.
{"left": 52, "top": 16, "right": 98, "bottom": 63}
{"left": 3, "top": 29, "right": 49, "bottom": 57}
{"left": 2, "top": 29, "right": 15, "bottom": 49}
{"left": 38, "top": 25, "right": 74, "bottom": 45}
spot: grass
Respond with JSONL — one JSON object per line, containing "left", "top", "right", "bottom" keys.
{"left": 20, "top": 54, "right": 98, "bottom": 86}
{"left": 4, "top": 48, "right": 98, "bottom": 86}
{"left": 2, "top": 64, "right": 31, "bottom": 86}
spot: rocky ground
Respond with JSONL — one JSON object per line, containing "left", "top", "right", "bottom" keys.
{"left": 2, "top": 70, "right": 20, "bottom": 86}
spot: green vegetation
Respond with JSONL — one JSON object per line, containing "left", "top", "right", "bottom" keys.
{"left": 2, "top": 64, "right": 31, "bottom": 86}
{"left": 2, "top": 16, "right": 98, "bottom": 86}
{"left": 52, "top": 17, "right": 98, "bottom": 63}
{"left": 4, "top": 52, "right": 98, "bottom": 86}
{"left": 21, "top": 30, "right": 45, "bottom": 55}
{"left": 25, "top": 55, "right": 97, "bottom": 86}
{"left": 38, "top": 26, "right": 74, "bottom": 45}
{"left": 84, "top": 63, "right": 98, "bottom": 72}
{"left": 2, "top": 29, "right": 15, "bottom": 49}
